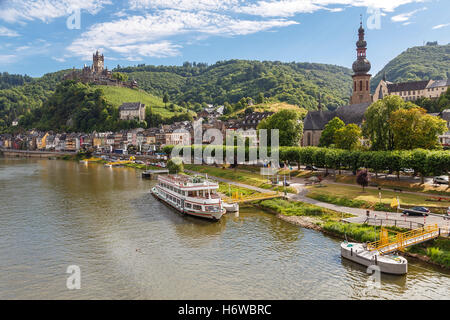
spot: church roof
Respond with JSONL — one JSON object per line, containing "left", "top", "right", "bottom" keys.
{"left": 303, "top": 102, "right": 371, "bottom": 131}
{"left": 386, "top": 80, "right": 430, "bottom": 93}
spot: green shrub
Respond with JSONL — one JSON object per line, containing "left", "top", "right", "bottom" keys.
{"left": 258, "top": 198, "right": 326, "bottom": 217}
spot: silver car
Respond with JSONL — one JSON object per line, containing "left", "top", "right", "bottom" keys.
{"left": 433, "top": 176, "right": 449, "bottom": 185}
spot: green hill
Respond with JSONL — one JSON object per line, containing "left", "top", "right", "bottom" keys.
{"left": 92, "top": 85, "right": 192, "bottom": 119}
{"left": 371, "top": 43, "right": 450, "bottom": 91}
{"left": 115, "top": 60, "right": 353, "bottom": 111}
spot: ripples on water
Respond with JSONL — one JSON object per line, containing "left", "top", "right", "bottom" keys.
{"left": 0, "top": 158, "right": 448, "bottom": 299}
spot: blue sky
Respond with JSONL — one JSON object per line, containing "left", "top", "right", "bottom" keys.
{"left": 0, "top": 0, "right": 449, "bottom": 77}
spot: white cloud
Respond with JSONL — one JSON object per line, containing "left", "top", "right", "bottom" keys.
{"left": 432, "top": 23, "right": 450, "bottom": 30}
{"left": 66, "top": 10, "right": 298, "bottom": 59}
{"left": 0, "top": 26, "right": 20, "bottom": 37}
{"left": 391, "top": 7, "right": 426, "bottom": 23}
{"left": 110, "top": 42, "right": 182, "bottom": 59}
{"left": 52, "top": 56, "right": 66, "bottom": 62}
{"left": 0, "top": 0, "right": 111, "bottom": 23}
{"left": 128, "top": 0, "right": 239, "bottom": 11}
{"left": 236, "top": 0, "right": 428, "bottom": 18}
{"left": 0, "top": 54, "right": 16, "bottom": 64}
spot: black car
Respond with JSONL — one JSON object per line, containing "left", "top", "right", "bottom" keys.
{"left": 402, "top": 206, "right": 430, "bottom": 216}
{"left": 305, "top": 165, "right": 318, "bottom": 171}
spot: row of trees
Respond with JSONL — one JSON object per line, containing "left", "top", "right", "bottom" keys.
{"left": 163, "top": 143, "right": 449, "bottom": 183}
{"left": 279, "top": 146, "right": 449, "bottom": 183}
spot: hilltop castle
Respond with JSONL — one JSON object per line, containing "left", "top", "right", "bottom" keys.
{"left": 64, "top": 51, "right": 138, "bottom": 89}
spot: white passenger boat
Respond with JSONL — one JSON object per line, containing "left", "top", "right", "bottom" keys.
{"left": 151, "top": 174, "right": 226, "bottom": 221}
{"left": 341, "top": 242, "right": 408, "bottom": 275}
{"left": 223, "top": 202, "right": 239, "bottom": 213}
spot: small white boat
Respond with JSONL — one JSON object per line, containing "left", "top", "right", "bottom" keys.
{"left": 341, "top": 242, "right": 408, "bottom": 275}
{"left": 223, "top": 202, "right": 239, "bottom": 213}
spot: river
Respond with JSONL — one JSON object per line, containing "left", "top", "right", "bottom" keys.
{"left": 0, "top": 157, "right": 448, "bottom": 299}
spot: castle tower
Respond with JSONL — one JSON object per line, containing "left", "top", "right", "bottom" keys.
{"left": 350, "top": 19, "right": 372, "bottom": 105}
{"left": 92, "top": 50, "right": 104, "bottom": 74}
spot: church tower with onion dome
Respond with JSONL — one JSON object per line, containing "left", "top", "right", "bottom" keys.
{"left": 350, "top": 19, "right": 373, "bottom": 105}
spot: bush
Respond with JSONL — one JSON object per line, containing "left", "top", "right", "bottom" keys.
{"left": 167, "top": 158, "right": 184, "bottom": 174}
{"left": 258, "top": 198, "right": 327, "bottom": 217}
{"left": 322, "top": 222, "right": 378, "bottom": 243}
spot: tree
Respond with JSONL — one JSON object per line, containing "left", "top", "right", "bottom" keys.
{"left": 167, "top": 158, "right": 184, "bottom": 174}
{"left": 356, "top": 170, "right": 369, "bottom": 192}
{"left": 163, "top": 92, "right": 169, "bottom": 107}
{"left": 390, "top": 107, "right": 447, "bottom": 150}
{"left": 334, "top": 123, "right": 362, "bottom": 150}
{"left": 112, "top": 72, "right": 128, "bottom": 82}
{"left": 257, "top": 109, "right": 304, "bottom": 146}
{"left": 363, "top": 95, "right": 406, "bottom": 151}
{"left": 256, "top": 92, "right": 265, "bottom": 104}
{"left": 319, "top": 117, "right": 345, "bottom": 147}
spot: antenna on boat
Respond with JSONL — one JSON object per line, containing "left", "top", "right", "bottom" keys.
{"left": 206, "top": 173, "right": 211, "bottom": 199}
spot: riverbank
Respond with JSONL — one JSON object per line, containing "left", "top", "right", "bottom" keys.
{"left": 255, "top": 198, "right": 450, "bottom": 270}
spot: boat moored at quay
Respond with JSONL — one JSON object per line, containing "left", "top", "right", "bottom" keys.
{"left": 151, "top": 174, "right": 226, "bottom": 221}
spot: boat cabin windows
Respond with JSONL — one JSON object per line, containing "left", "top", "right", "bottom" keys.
{"left": 193, "top": 204, "right": 202, "bottom": 211}
{"left": 185, "top": 203, "right": 192, "bottom": 209}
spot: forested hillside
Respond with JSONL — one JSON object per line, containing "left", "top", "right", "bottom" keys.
{"left": 115, "top": 60, "right": 354, "bottom": 111}
{"left": 371, "top": 43, "right": 450, "bottom": 91}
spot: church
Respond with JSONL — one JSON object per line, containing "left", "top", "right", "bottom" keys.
{"left": 302, "top": 21, "right": 373, "bottom": 146}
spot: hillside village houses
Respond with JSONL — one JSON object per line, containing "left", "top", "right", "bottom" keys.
{"left": 0, "top": 103, "right": 282, "bottom": 154}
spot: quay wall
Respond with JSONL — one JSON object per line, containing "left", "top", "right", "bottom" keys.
{"left": 0, "top": 148, "right": 74, "bottom": 158}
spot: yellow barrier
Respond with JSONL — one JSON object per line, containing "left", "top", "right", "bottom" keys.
{"left": 367, "top": 224, "right": 439, "bottom": 254}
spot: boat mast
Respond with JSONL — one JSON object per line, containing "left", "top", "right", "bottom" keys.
{"left": 206, "top": 173, "right": 211, "bottom": 199}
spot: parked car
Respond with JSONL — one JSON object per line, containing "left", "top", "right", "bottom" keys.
{"left": 433, "top": 176, "right": 449, "bottom": 185}
{"left": 401, "top": 168, "right": 414, "bottom": 174}
{"left": 305, "top": 165, "right": 318, "bottom": 171}
{"left": 402, "top": 206, "right": 430, "bottom": 216}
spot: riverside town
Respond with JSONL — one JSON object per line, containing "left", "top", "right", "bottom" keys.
{"left": 0, "top": 0, "right": 449, "bottom": 307}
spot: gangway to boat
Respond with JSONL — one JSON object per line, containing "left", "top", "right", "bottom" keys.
{"left": 367, "top": 224, "right": 440, "bottom": 255}
{"left": 225, "top": 191, "right": 283, "bottom": 204}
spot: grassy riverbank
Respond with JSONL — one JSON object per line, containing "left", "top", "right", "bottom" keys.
{"left": 257, "top": 198, "right": 351, "bottom": 221}
{"left": 184, "top": 164, "right": 298, "bottom": 194}
{"left": 335, "top": 175, "right": 450, "bottom": 196}
{"left": 256, "top": 198, "right": 450, "bottom": 269}
{"left": 406, "top": 237, "right": 450, "bottom": 268}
